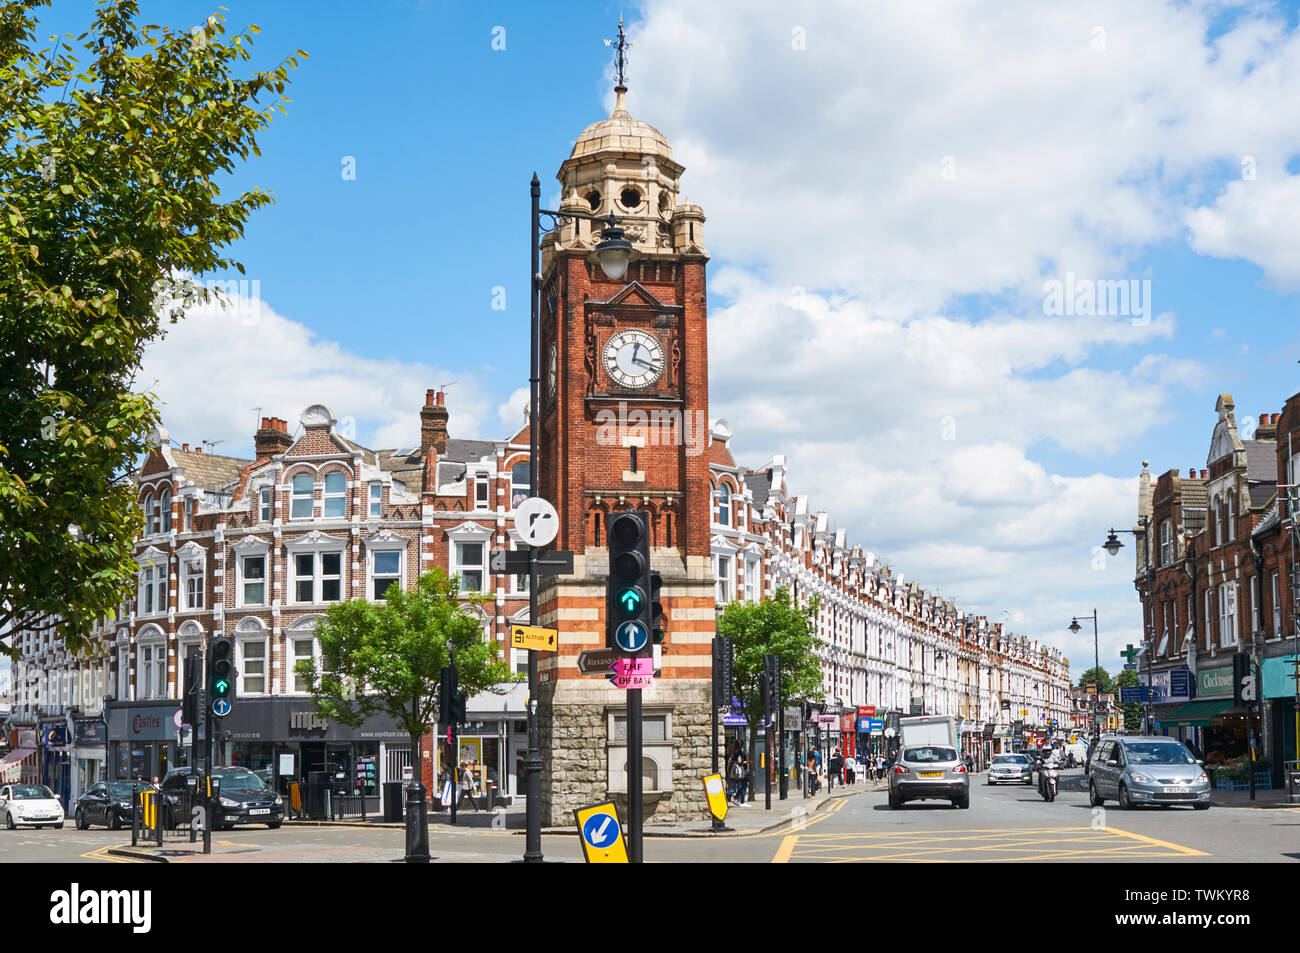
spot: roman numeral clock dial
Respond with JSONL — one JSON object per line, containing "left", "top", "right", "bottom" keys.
{"left": 602, "top": 329, "right": 665, "bottom": 390}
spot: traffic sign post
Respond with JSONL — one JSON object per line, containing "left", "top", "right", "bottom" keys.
{"left": 574, "top": 801, "right": 628, "bottom": 863}
{"left": 513, "top": 497, "right": 559, "bottom": 547}
{"left": 577, "top": 649, "right": 622, "bottom": 674}
{"left": 703, "top": 774, "right": 728, "bottom": 822}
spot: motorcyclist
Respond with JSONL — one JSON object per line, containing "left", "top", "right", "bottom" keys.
{"left": 1038, "top": 744, "right": 1061, "bottom": 797}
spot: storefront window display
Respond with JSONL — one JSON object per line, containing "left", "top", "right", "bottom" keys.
{"left": 1203, "top": 713, "right": 1255, "bottom": 782}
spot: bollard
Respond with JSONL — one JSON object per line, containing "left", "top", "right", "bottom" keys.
{"left": 404, "top": 777, "right": 430, "bottom": 863}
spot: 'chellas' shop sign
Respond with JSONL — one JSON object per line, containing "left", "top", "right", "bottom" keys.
{"left": 1197, "top": 665, "right": 1233, "bottom": 699}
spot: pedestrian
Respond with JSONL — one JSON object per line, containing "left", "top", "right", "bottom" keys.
{"left": 806, "top": 750, "right": 819, "bottom": 795}
{"left": 456, "top": 760, "right": 481, "bottom": 813}
{"left": 829, "top": 747, "right": 843, "bottom": 791}
{"left": 727, "top": 746, "right": 746, "bottom": 803}
{"left": 845, "top": 756, "right": 856, "bottom": 785}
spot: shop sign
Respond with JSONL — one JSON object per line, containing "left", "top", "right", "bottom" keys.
{"left": 1261, "top": 655, "right": 1300, "bottom": 699}
{"left": 74, "top": 718, "right": 106, "bottom": 746}
{"left": 290, "top": 711, "right": 328, "bottom": 732}
{"left": 784, "top": 707, "right": 801, "bottom": 732}
{"left": 840, "top": 714, "right": 855, "bottom": 733}
{"left": 857, "top": 706, "right": 875, "bottom": 718}
{"left": 1197, "top": 665, "right": 1233, "bottom": 699}
{"left": 1169, "top": 668, "right": 1194, "bottom": 700}
{"left": 39, "top": 723, "right": 68, "bottom": 748}
{"left": 17, "top": 729, "right": 36, "bottom": 749}
{"left": 868, "top": 719, "right": 884, "bottom": 734}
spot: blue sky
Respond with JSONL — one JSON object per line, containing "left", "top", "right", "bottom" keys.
{"left": 30, "top": 0, "right": 1300, "bottom": 674}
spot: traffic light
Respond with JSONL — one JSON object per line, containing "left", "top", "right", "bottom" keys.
{"left": 763, "top": 653, "right": 779, "bottom": 712}
{"left": 439, "top": 665, "right": 458, "bottom": 726}
{"left": 649, "top": 570, "right": 664, "bottom": 644}
{"left": 182, "top": 654, "right": 202, "bottom": 727}
{"left": 208, "top": 636, "right": 235, "bottom": 718}
{"left": 606, "top": 510, "right": 652, "bottom": 655}
{"left": 451, "top": 690, "right": 467, "bottom": 724}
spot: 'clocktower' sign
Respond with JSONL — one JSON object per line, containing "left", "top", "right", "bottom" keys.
{"left": 534, "top": 63, "right": 716, "bottom": 824}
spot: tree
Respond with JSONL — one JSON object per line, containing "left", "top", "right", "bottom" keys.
{"left": 715, "top": 586, "right": 823, "bottom": 791}
{"left": 1076, "top": 666, "right": 1115, "bottom": 696}
{"left": 298, "top": 569, "right": 517, "bottom": 768}
{"left": 1116, "top": 669, "right": 1142, "bottom": 731}
{"left": 0, "top": 0, "right": 303, "bottom": 654}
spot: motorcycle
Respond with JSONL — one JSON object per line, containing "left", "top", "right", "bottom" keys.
{"left": 1037, "top": 761, "right": 1059, "bottom": 801}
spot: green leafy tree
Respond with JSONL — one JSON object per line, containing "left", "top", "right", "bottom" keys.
{"left": 0, "top": 0, "right": 303, "bottom": 653}
{"left": 716, "top": 586, "right": 823, "bottom": 787}
{"left": 1116, "top": 668, "right": 1142, "bottom": 731}
{"left": 298, "top": 570, "right": 517, "bottom": 766}
{"left": 1076, "top": 666, "right": 1115, "bottom": 696}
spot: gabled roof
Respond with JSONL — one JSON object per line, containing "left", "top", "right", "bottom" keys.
{"left": 165, "top": 448, "right": 253, "bottom": 491}
{"left": 745, "top": 470, "right": 772, "bottom": 509}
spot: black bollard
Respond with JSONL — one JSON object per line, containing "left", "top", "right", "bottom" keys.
{"left": 404, "top": 778, "right": 430, "bottom": 863}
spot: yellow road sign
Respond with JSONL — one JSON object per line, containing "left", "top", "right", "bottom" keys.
{"left": 703, "top": 773, "right": 728, "bottom": 821}
{"left": 511, "top": 625, "right": 559, "bottom": 652}
{"left": 574, "top": 801, "right": 628, "bottom": 863}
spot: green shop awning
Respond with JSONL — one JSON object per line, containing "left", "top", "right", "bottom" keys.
{"left": 1160, "top": 698, "right": 1237, "bottom": 727}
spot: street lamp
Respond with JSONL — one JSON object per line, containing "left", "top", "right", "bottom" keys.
{"left": 1101, "top": 517, "right": 1152, "bottom": 731}
{"left": 1068, "top": 611, "right": 1100, "bottom": 739}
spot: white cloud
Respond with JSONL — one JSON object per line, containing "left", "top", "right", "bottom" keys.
{"left": 139, "top": 289, "right": 496, "bottom": 457}
{"left": 1185, "top": 174, "right": 1300, "bottom": 290}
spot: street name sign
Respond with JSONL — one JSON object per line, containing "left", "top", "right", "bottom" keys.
{"left": 574, "top": 800, "right": 627, "bottom": 863}
{"left": 577, "top": 649, "right": 622, "bottom": 674}
{"left": 510, "top": 625, "right": 559, "bottom": 652}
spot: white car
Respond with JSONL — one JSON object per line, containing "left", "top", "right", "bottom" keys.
{"left": 0, "top": 784, "right": 65, "bottom": 829}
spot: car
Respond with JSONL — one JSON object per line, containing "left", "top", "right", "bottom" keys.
{"left": 987, "top": 753, "right": 1034, "bottom": 785}
{"left": 159, "top": 766, "right": 285, "bottom": 830}
{"left": 73, "top": 780, "right": 158, "bottom": 830}
{"left": 0, "top": 784, "right": 65, "bottom": 829}
{"left": 1087, "top": 735, "right": 1211, "bottom": 810}
{"left": 889, "top": 744, "right": 970, "bottom": 809}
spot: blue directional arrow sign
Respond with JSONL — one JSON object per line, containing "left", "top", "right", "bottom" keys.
{"left": 614, "top": 620, "right": 649, "bottom": 653}
{"left": 582, "top": 811, "right": 620, "bottom": 850}
{"left": 212, "top": 698, "right": 232, "bottom": 718}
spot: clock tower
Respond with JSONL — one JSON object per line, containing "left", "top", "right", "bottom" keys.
{"left": 535, "top": 64, "right": 715, "bottom": 824}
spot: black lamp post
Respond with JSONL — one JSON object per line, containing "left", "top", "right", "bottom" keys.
{"left": 526, "top": 180, "right": 643, "bottom": 862}
{"left": 1068, "top": 611, "right": 1100, "bottom": 737}
{"left": 1102, "top": 517, "right": 1152, "bottom": 731}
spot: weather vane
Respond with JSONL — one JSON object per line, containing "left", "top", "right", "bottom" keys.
{"left": 604, "top": 14, "right": 633, "bottom": 87}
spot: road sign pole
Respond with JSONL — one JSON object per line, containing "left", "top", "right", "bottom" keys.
{"left": 711, "top": 638, "right": 723, "bottom": 832}
{"left": 628, "top": 685, "right": 642, "bottom": 862}
{"left": 524, "top": 173, "right": 544, "bottom": 864}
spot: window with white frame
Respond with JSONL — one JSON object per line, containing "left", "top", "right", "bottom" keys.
{"left": 291, "top": 474, "right": 315, "bottom": 519}
{"left": 1250, "top": 576, "right": 1259, "bottom": 637}
{"left": 454, "top": 541, "right": 486, "bottom": 593}
{"left": 239, "top": 553, "right": 267, "bottom": 606}
{"left": 744, "top": 557, "right": 759, "bottom": 602}
{"left": 239, "top": 638, "right": 267, "bottom": 694}
{"left": 510, "top": 462, "right": 530, "bottom": 510}
{"left": 717, "top": 484, "right": 731, "bottom": 527}
{"left": 1226, "top": 493, "right": 1235, "bottom": 542}
{"left": 474, "top": 475, "right": 490, "bottom": 511}
{"left": 370, "top": 548, "right": 404, "bottom": 601}
{"left": 140, "top": 566, "right": 155, "bottom": 615}
{"left": 142, "top": 493, "right": 154, "bottom": 534}
{"left": 137, "top": 638, "right": 165, "bottom": 700}
{"left": 117, "top": 646, "right": 129, "bottom": 699}
{"left": 1218, "top": 582, "right": 1237, "bottom": 646}
{"left": 368, "top": 483, "right": 382, "bottom": 517}
{"left": 715, "top": 554, "right": 733, "bottom": 604}
{"left": 181, "top": 557, "right": 204, "bottom": 610}
{"left": 292, "top": 551, "right": 342, "bottom": 604}
{"left": 290, "top": 632, "right": 318, "bottom": 693}
{"left": 160, "top": 490, "right": 172, "bottom": 533}
{"left": 1273, "top": 572, "right": 1282, "bottom": 638}
{"left": 1212, "top": 495, "right": 1221, "bottom": 546}
{"left": 1159, "top": 520, "right": 1173, "bottom": 566}
{"left": 183, "top": 496, "right": 193, "bottom": 532}
{"left": 1205, "top": 588, "right": 1213, "bottom": 644}
{"left": 323, "top": 471, "right": 347, "bottom": 518}
{"left": 259, "top": 487, "right": 273, "bottom": 523}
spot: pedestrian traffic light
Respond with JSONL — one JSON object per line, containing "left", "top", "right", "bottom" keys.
{"left": 182, "top": 654, "right": 202, "bottom": 727}
{"left": 208, "top": 636, "right": 235, "bottom": 717}
{"left": 606, "top": 510, "right": 652, "bottom": 655}
{"left": 649, "top": 570, "right": 664, "bottom": 644}
{"left": 439, "top": 665, "right": 458, "bottom": 726}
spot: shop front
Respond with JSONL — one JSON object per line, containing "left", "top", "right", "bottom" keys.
{"left": 70, "top": 717, "right": 107, "bottom": 807}
{"left": 213, "top": 697, "right": 411, "bottom": 817}
{"left": 437, "top": 682, "right": 528, "bottom": 801}
{"left": 1262, "top": 654, "right": 1299, "bottom": 786}
{"left": 1160, "top": 663, "right": 1257, "bottom": 790}
{"left": 38, "top": 720, "right": 71, "bottom": 809}
{"left": 107, "top": 700, "right": 186, "bottom": 783}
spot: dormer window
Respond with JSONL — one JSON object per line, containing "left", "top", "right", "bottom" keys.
{"left": 369, "top": 483, "right": 383, "bottom": 517}
{"left": 259, "top": 487, "right": 272, "bottom": 523}
{"left": 474, "top": 475, "right": 490, "bottom": 511}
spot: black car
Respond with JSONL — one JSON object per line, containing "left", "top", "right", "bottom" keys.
{"left": 159, "top": 767, "right": 284, "bottom": 830}
{"left": 73, "top": 780, "right": 156, "bottom": 830}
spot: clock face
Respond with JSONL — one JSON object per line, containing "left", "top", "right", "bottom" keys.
{"left": 602, "top": 329, "right": 665, "bottom": 389}
{"left": 547, "top": 343, "right": 557, "bottom": 399}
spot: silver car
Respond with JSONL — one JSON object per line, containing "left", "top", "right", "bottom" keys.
{"left": 987, "top": 753, "right": 1034, "bottom": 786}
{"left": 1087, "top": 736, "right": 1211, "bottom": 810}
{"left": 889, "top": 745, "right": 970, "bottom": 809}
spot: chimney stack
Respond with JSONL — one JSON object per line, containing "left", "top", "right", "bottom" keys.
{"left": 420, "top": 390, "right": 449, "bottom": 455}
{"left": 255, "top": 416, "right": 293, "bottom": 458}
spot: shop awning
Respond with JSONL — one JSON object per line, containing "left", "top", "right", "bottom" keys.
{"left": 0, "top": 748, "right": 36, "bottom": 783}
{"left": 1160, "top": 699, "right": 1236, "bottom": 727}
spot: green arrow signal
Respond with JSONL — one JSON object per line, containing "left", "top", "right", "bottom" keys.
{"left": 214, "top": 679, "right": 229, "bottom": 694}
{"left": 619, "top": 590, "right": 641, "bottom": 613}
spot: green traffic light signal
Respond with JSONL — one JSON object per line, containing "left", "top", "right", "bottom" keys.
{"left": 619, "top": 587, "right": 643, "bottom": 615}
